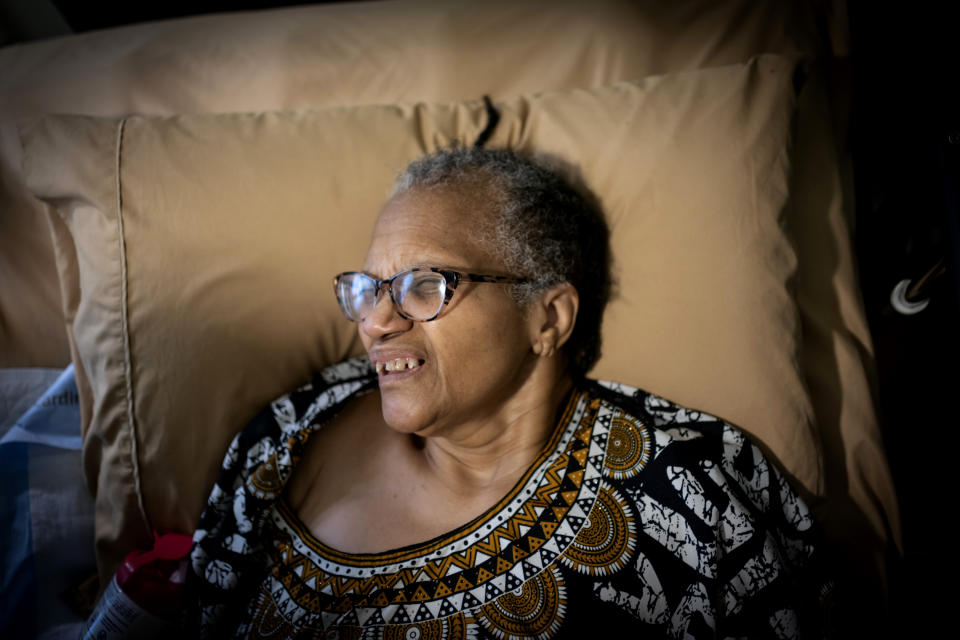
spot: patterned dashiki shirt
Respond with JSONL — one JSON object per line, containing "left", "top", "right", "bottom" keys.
{"left": 184, "top": 357, "right": 831, "bottom": 638}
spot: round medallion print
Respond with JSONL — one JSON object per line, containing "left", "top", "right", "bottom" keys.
{"left": 476, "top": 566, "right": 567, "bottom": 639}
{"left": 602, "top": 413, "right": 651, "bottom": 480}
{"left": 559, "top": 484, "right": 636, "bottom": 577}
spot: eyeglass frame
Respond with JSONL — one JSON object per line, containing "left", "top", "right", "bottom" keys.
{"left": 333, "top": 266, "right": 529, "bottom": 322}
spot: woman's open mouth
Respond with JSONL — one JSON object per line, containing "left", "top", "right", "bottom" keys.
{"left": 375, "top": 357, "right": 424, "bottom": 375}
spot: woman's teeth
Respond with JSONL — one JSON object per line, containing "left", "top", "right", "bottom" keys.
{"left": 376, "top": 358, "right": 421, "bottom": 374}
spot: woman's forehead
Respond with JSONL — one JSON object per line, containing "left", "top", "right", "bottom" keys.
{"left": 365, "top": 188, "right": 499, "bottom": 271}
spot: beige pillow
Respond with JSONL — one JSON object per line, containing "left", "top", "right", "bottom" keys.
{"left": 20, "top": 55, "right": 817, "bottom": 581}
{"left": 0, "top": 0, "right": 822, "bottom": 369}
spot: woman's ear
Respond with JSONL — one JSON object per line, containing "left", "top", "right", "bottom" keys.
{"left": 529, "top": 283, "right": 578, "bottom": 358}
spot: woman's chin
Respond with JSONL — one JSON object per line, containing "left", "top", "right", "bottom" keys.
{"left": 378, "top": 398, "right": 431, "bottom": 435}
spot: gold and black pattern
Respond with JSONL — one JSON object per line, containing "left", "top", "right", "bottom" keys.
{"left": 249, "top": 452, "right": 285, "bottom": 498}
{"left": 325, "top": 627, "right": 361, "bottom": 640}
{"left": 248, "top": 585, "right": 297, "bottom": 638}
{"left": 474, "top": 566, "right": 566, "bottom": 640}
{"left": 602, "top": 412, "right": 651, "bottom": 480}
{"left": 379, "top": 614, "right": 469, "bottom": 640}
{"left": 558, "top": 484, "right": 636, "bottom": 577}
{"left": 193, "top": 361, "right": 831, "bottom": 639}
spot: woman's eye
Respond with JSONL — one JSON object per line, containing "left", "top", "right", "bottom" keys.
{"left": 408, "top": 280, "right": 439, "bottom": 298}
{"left": 352, "top": 282, "right": 375, "bottom": 298}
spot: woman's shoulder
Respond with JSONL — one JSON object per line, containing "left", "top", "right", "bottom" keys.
{"left": 582, "top": 378, "right": 831, "bottom": 635}
{"left": 187, "top": 358, "right": 379, "bottom": 631}
{"left": 228, "top": 357, "right": 378, "bottom": 472}
{"left": 272, "top": 356, "right": 378, "bottom": 434}
{"left": 581, "top": 377, "right": 822, "bottom": 569}
{"left": 195, "top": 357, "right": 377, "bottom": 534}
{"left": 584, "top": 377, "right": 791, "bottom": 481}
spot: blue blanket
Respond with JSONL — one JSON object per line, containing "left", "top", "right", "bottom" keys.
{"left": 0, "top": 365, "right": 95, "bottom": 639}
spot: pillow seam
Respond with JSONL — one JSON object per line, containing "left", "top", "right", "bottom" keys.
{"left": 115, "top": 117, "right": 153, "bottom": 539}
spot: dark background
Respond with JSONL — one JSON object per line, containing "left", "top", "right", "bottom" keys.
{"left": 848, "top": 1, "right": 959, "bottom": 635}
{"left": 4, "top": 0, "right": 959, "bottom": 635}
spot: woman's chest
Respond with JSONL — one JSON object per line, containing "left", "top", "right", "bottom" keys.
{"left": 285, "top": 417, "right": 500, "bottom": 554}
{"left": 291, "top": 451, "right": 508, "bottom": 554}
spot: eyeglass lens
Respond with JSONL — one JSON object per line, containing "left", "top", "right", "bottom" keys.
{"left": 339, "top": 271, "right": 446, "bottom": 321}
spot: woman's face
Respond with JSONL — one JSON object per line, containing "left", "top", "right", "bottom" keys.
{"left": 360, "top": 186, "right": 539, "bottom": 437}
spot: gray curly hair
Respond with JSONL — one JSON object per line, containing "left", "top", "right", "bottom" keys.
{"left": 393, "top": 147, "right": 613, "bottom": 379}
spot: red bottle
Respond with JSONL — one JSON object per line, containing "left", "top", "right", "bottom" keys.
{"left": 82, "top": 531, "right": 193, "bottom": 638}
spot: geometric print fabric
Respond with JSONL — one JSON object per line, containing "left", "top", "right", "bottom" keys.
{"left": 187, "top": 358, "right": 830, "bottom": 638}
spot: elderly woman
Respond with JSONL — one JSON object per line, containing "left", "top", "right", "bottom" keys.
{"left": 186, "top": 148, "right": 829, "bottom": 637}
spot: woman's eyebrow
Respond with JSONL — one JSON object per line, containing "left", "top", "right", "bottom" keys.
{"left": 385, "top": 261, "right": 471, "bottom": 272}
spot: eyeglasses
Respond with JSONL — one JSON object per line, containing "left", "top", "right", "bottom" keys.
{"left": 333, "top": 267, "right": 528, "bottom": 322}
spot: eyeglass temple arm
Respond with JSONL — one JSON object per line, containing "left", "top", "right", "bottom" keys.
{"left": 456, "top": 272, "right": 529, "bottom": 285}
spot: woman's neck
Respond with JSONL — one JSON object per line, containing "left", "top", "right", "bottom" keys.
{"left": 410, "top": 369, "right": 573, "bottom": 497}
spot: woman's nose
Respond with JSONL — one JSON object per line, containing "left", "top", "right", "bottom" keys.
{"left": 359, "top": 289, "right": 412, "bottom": 339}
